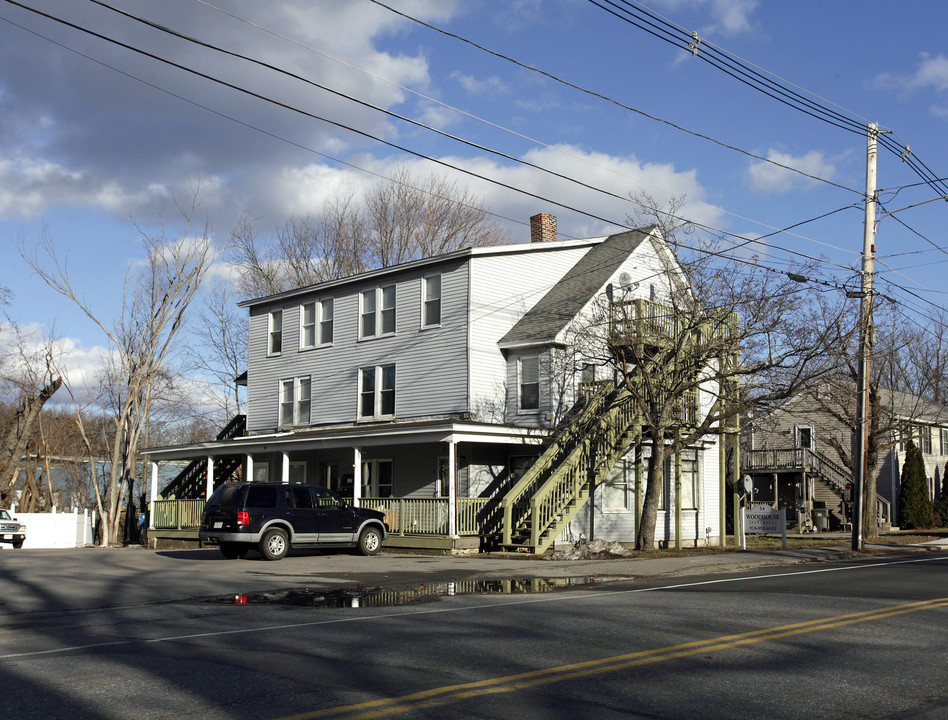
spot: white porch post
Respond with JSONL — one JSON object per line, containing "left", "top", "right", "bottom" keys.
{"left": 353, "top": 447, "right": 362, "bottom": 508}
{"left": 281, "top": 452, "right": 290, "bottom": 484}
{"left": 149, "top": 461, "right": 158, "bottom": 530}
{"left": 448, "top": 440, "right": 458, "bottom": 538}
{"left": 246, "top": 454, "right": 254, "bottom": 482}
{"left": 205, "top": 457, "right": 214, "bottom": 498}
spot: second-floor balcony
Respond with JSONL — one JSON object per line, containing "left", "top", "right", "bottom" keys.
{"left": 608, "top": 298, "right": 738, "bottom": 354}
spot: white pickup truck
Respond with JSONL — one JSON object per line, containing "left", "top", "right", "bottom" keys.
{"left": 0, "top": 508, "right": 26, "bottom": 548}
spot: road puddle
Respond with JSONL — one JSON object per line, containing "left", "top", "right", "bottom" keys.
{"left": 205, "top": 575, "right": 630, "bottom": 608}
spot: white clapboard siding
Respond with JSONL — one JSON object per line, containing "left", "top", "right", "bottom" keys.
{"left": 467, "top": 244, "right": 592, "bottom": 423}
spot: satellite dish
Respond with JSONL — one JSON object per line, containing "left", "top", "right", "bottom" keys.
{"left": 742, "top": 475, "right": 754, "bottom": 494}
{"left": 618, "top": 272, "right": 635, "bottom": 291}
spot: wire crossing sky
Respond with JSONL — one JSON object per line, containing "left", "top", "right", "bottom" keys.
{"left": 1, "top": 0, "right": 947, "bottom": 395}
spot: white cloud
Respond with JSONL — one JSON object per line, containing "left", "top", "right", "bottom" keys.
{"left": 875, "top": 53, "right": 948, "bottom": 95}
{"left": 656, "top": 0, "right": 759, "bottom": 38}
{"left": 450, "top": 71, "right": 510, "bottom": 95}
{"left": 746, "top": 149, "right": 836, "bottom": 194}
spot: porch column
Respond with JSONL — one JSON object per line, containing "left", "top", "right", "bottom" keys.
{"left": 281, "top": 452, "right": 290, "bottom": 483}
{"left": 448, "top": 440, "right": 458, "bottom": 538}
{"left": 205, "top": 457, "right": 214, "bottom": 498}
{"left": 353, "top": 447, "right": 362, "bottom": 508}
{"left": 149, "top": 461, "right": 158, "bottom": 530}
{"left": 246, "top": 454, "right": 254, "bottom": 483}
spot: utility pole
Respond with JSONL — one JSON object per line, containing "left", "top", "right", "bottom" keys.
{"left": 852, "top": 122, "right": 878, "bottom": 552}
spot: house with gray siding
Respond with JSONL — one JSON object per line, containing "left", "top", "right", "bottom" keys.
{"left": 745, "top": 385, "right": 948, "bottom": 530}
{"left": 145, "top": 214, "right": 725, "bottom": 551}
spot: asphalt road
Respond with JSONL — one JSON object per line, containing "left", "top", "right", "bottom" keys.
{"left": 1, "top": 546, "right": 946, "bottom": 719}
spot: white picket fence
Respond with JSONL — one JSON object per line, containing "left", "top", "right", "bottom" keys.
{"left": 2, "top": 506, "right": 95, "bottom": 549}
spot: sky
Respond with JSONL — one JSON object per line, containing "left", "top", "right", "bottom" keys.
{"left": 2, "top": 0, "right": 948, "bottom": 403}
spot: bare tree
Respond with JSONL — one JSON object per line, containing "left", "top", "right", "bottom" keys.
{"left": 0, "top": 323, "right": 63, "bottom": 506}
{"left": 231, "top": 167, "right": 508, "bottom": 298}
{"left": 798, "top": 298, "right": 948, "bottom": 540}
{"left": 566, "top": 194, "right": 848, "bottom": 550}
{"left": 20, "top": 197, "right": 219, "bottom": 544}
{"left": 186, "top": 281, "right": 247, "bottom": 419}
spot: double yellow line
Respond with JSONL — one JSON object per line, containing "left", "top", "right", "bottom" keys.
{"left": 280, "top": 597, "right": 947, "bottom": 720}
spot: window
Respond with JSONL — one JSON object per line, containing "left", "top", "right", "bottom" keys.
{"left": 361, "top": 290, "right": 375, "bottom": 338}
{"left": 423, "top": 274, "right": 441, "bottom": 327}
{"left": 361, "top": 285, "right": 396, "bottom": 338}
{"left": 381, "top": 285, "right": 395, "bottom": 334}
{"left": 581, "top": 363, "right": 596, "bottom": 383}
{"left": 920, "top": 426, "right": 933, "bottom": 455}
{"left": 319, "top": 298, "right": 334, "bottom": 345}
{"left": 268, "top": 309, "right": 283, "bottom": 355}
{"left": 682, "top": 457, "right": 699, "bottom": 509}
{"left": 279, "top": 376, "right": 311, "bottom": 426}
{"left": 796, "top": 426, "right": 813, "bottom": 450}
{"left": 287, "top": 486, "right": 313, "bottom": 507}
{"left": 251, "top": 461, "right": 270, "bottom": 483}
{"left": 941, "top": 428, "right": 948, "bottom": 455}
{"left": 361, "top": 459, "right": 393, "bottom": 498}
{"left": 359, "top": 365, "right": 395, "bottom": 419}
{"left": 603, "top": 460, "right": 630, "bottom": 512}
{"left": 519, "top": 356, "right": 539, "bottom": 411}
{"left": 246, "top": 485, "right": 278, "bottom": 508}
{"left": 289, "top": 461, "right": 307, "bottom": 485}
{"left": 437, "top": 457, "right": 450, "bottom": 498}
{"left": 300, "top": 302, "right": 316, "bottom": 349}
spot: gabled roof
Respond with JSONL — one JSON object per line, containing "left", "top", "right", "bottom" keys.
{"left": 237, "top": 235, "right": 604, "bottom": 309}
{"left": 498, "top": 227, "right": 654, "bottom": 349}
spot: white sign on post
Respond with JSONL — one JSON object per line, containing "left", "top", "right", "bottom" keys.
{"left": 741, "top": 507, "right": 787, "bottom": 549}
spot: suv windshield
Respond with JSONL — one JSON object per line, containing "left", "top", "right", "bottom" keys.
{"left": 0, "top": 510, "right": 10, "bottom": 520}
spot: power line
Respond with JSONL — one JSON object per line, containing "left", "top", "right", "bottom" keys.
{"left": 366, "top": 0, "right": 861, "bottom": 198}
{"left": 591, "top": 0, "right": 948, "bottom": 198}
{"left": 3, "top": 0, "right": 859, "bottom": 272}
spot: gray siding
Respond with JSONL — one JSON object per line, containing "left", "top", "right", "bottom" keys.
{"left": 246, "top": 259, "right": 470, "bottom": 433}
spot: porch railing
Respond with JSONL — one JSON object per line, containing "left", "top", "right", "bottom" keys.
{"left": 360, "top": 497, "right": 488, "bottom": 536}
{"left": 152, "top": 499, "right": 205, "bottom": 529}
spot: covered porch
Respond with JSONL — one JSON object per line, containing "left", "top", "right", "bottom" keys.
{"left": 143, "top": 419, "right": 547, "bottom": 552}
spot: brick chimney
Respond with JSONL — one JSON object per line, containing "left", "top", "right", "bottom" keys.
{"left": 530, "top": 213, "right": 557, "bottom": 243}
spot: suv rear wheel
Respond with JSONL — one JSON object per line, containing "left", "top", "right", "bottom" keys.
{"left": 358, "top": 526, "right": 383, "bottom": 556}
{"left": 259, "top": 528, "right": 289, "bottom": 561}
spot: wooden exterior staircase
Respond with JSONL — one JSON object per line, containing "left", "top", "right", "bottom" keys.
{"left": 159, "top": 415, "right": 246, "bottom": 499}
{"left": 492, "top": 297, "right": 715, "bottom": 554}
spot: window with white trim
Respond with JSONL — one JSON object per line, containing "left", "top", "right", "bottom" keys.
{"left": 423, "top": 274, "right": 441, "bottom": 327}
{"left": 300, "top": 302, "right": 316, "bottom": 349}
{"left": 941, "top": 428, "right": 948, "bottom": 455}
{"left": 920, "top": 426, "right": 933, "bottom": 454}
{"left": 519, "top": 356, "right": 539, "bottom": 411}
{"left": 279, "top": 376, "right": 311, "bottom": 427}
{"left": 360, "top": 285, "right": 396, "bottom": 338}
{"left": 319, "top": 298, "right": 334, "bottom": 345}
{"left": 361, "top": 459, "right": 393, "bottom": 498}
{"left": 359, "top": 364, "right": 395, "bottom": 419}
{"left": 268, "top": 309, "right": 283, "bottom": 355}
{"left": 603, "top": 460, "right": 630, "bottom": 512}
{"left": 682, "top": 456, "right": 699, "bottom": 509}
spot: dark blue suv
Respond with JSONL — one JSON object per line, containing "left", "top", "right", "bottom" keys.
{"left": 199, "top": 483, "right": 388, "bottom": 561}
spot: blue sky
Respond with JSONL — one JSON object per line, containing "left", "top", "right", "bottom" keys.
{"left": 2, "top": 0, "right": 947, "bottom": 398}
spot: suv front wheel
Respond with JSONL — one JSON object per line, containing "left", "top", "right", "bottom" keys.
{"left": 358, "top": 526, "right": 383, "bottom": 556}
{"left": 259, "top": 528, "right": 289, "bottom": 561}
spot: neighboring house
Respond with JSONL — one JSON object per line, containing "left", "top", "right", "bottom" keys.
{"left": 145, "top": 214, "right": 730, "bottom": 552}
{"left": 745, "top": 385, "right": 948, "bottom": 530}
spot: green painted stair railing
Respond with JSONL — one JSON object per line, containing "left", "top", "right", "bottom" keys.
{"left": 500, "top": 385, "right": 641, "bottom": 553}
